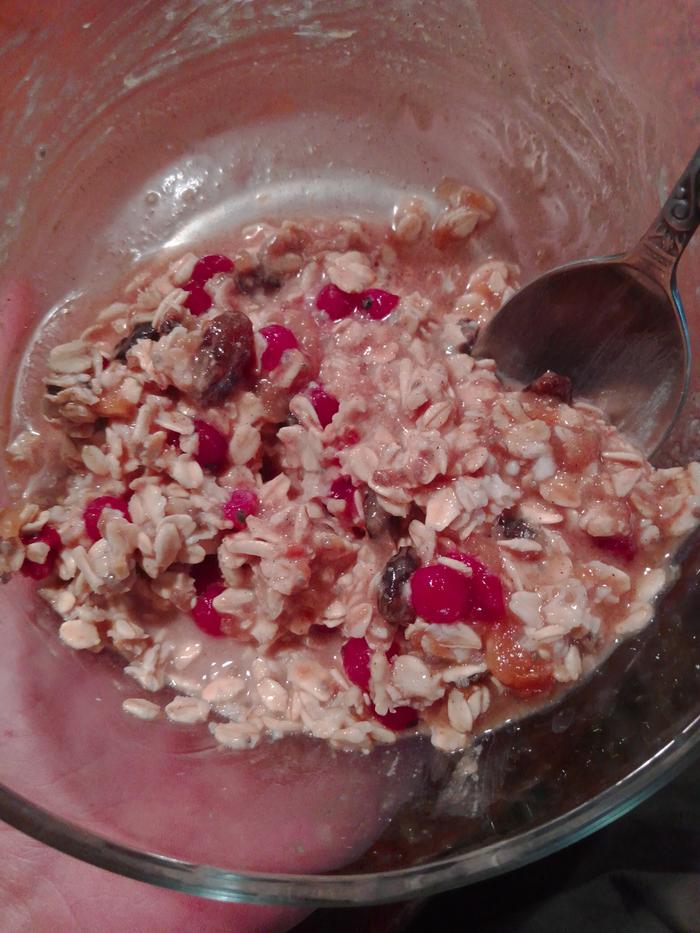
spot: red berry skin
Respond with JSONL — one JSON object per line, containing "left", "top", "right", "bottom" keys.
{"left": 410, "top": 564, "right": 472, "bottom": 624}
{"left": 470, "top": 570, "right": 506, "bottom": 622}
{"left": 192, "top": 582, "right": 227, "bottom": 636}
{"left": 83, "top": 496, "right": 131, "bottom": 543}
{"left": 37, "top": 526, "right": 61, "bottom": 551}
{"left": 20, "top": 559, "right": 52, "bottom": 581}
{"left": 372, "top": 704, "right": 418, "bottom": 731}
{"left": 316, "top": 284, "right": 356, "bottom": 321}
{"left": 20, "top": 525, "right": 62, "bottom": 580}
{"left": 386, "top": 640, "right": 401, "bottom": 663}
{"left": 316, "top": 284, "right": 400, "bottom": 322}
{"left": 188, "top": 254, "right": 234, "bottom": 285}
{"left": 193, "top": 419, "right": 228, "bottom": 471}
{"left": 307, "top": 385, "right": 340, "bottom": 429}
{"left": 358, "top": 288, "right": 399, "bottom": 320}
{"left": 260, "top": 324, "right": 299, "bottom": 371}
{"left": 184, "top": 286, "right": 213, "bottom": 316}
{"left": 444, "top": 551, "right": 506, "bottom": 623}
{"left": 592, "top": 534, "right": 637, "bottom": 562}
{"left": 223, "top": 489, "right": 259, "bottom": 531}
{"left": 342, "top": 637, "right": 372, "bottom": 690}
{"left": 329, "top": 475, "right": 355, "bottom": 517}
{"left": 342, "top": 639, "right": 420, "bottom": 731}
{"left": 342, "top": 638, "right": 404, "bottom": 692}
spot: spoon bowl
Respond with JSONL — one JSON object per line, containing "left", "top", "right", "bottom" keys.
{"left": 474, "top": 255, "right": 690, "bottom": 457}
{"left": 474, "top": 145, "right": 700, "bottom": 458}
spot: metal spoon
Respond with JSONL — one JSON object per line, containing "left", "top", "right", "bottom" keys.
{"left": 473, "top": 145, "right": 700, "bottom": 457}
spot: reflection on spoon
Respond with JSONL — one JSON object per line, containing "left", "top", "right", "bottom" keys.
{"left": 474, "top": 144, "right": 700, "bottom": 458}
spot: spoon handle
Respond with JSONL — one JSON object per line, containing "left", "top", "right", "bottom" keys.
{"left": 628, "top": 143, "right": 700, "bottom": 284}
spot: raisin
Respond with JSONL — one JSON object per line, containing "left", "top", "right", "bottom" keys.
{"left": 377, "top": 547, "right": 420, "bottom": 626}
{"left": 235, "top": 267, "right": 281, "bottom": 295}
{"left": 525, "top": 370, "right": 572, "bottom": 404}
{"left": 364, "top": 488, "right": 399, "bottom": 540}
{"left": 497, "top": 510, "right": 537, "bottom": 540}
{"left": 113, "top": 322, "right": 159, "bottom": 361}
{"left": 192, "top": 311, "right": 254, "bottom": 406}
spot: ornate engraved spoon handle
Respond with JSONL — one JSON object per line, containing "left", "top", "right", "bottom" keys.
{"left": 628, "top": 144, "right": 700, "bottom": 283}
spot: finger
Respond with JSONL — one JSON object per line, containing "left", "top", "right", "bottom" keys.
{"left": 0, "top": 821, "right": 306, "bottom": 933}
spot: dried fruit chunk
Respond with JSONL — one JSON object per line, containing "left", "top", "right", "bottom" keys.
{"left": 497, "top": 510, "right": 536, "bottom": 540}
{"left": 363, "top": 488, "right": 396, "bottom": 539}
{"left": 94, "top": 387, "right": 137, "bottom": 419}
{"left": 377, "top": 547, "right": 420, "bottom": 625}
{"left": 234, "top": 265, "right": 281, "bottom": 294}
{"left": 525, "top": 370, "right": 573, "bottom": 405}
{"left": 485, "top": 626, "right": 554, "bottom": 694}
{"left": 113, "top": 323, "right": 159, "bottom": 361}
{"left": 192, "top": 311, "right": 254, "bottom": 406}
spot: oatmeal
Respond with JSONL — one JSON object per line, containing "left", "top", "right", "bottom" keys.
{"left": 2, "top": 186, "right": 699, "bottom": 753}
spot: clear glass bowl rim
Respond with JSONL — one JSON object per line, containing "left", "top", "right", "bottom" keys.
{"left": 2, "top": 0, "right": 700, "bottom": 908}
{"left": 1, "top": 711, "right": 698, "bottom": 906}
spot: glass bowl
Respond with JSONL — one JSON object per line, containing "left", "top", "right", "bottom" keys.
{"left": 1, "top": 0, "right": 700, "bottom": 907}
